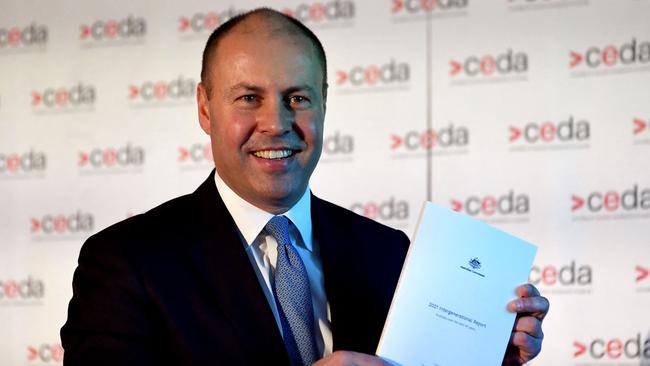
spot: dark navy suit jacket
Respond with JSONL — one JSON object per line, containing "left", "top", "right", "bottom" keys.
{"left": 61, "top": 170, "right": 409, "bottom": 365}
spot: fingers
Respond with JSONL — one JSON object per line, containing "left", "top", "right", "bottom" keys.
{"left": 312, "top": 351, "right": 389, "bottom": 366}
{"left": 513, "top": 315, "right": 544, "bottom": 339}
{"left": 509, "top": 330, "right": 543, "bottom": 359}
{"left": 338, "top": 352, "right": 388, "bottom": 366}
{"left": 515, "top": 283, "right": 540, "bottom": 298}
{"left": 507, "top": 284, "right": 549, "bottom": 320}
{"left": 505, "top": 287, "right": 546, "bottom": 365}
{"left": 508, "top": 295, "right": 549, "bottom": 315}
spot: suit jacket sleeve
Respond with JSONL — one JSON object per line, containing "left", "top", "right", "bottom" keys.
{"left": 61, "top": 218, "right": 164, "bottom": 366}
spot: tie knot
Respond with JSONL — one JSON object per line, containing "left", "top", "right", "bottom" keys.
{"left": 265, "top": 215, "right": 291, "bottom": 246}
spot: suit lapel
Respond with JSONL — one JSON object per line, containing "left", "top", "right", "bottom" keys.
{"left": 312, "top": 195, "right": 375, "bottom": 353}
{"left": 191, "top": 171, "right": 288, "bottom": 364}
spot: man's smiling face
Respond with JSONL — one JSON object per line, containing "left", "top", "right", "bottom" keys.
{"left": 197, "top": 16, "right": 326, "bottom": 214}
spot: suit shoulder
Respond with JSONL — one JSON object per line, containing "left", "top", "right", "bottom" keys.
{"left": 81, "top": 192, "right": 196, "bottom": 252}
{"left": 313, "top": 196, "right": 409, "bottom": 243}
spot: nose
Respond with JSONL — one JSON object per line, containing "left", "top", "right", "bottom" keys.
{"left": 256, "top": 97, "right": 293, "bottom": 136}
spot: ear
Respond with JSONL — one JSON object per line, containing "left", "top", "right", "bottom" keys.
{"left": 197, "top": 82, "right": 211, "bottom": 135}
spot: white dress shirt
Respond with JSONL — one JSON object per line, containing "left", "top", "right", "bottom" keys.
{"left": 213, "top": 171, "right": 333, "bottom": 357}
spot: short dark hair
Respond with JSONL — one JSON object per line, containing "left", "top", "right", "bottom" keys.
{"left": 200, "top": 8, "right": 328, "bottom": 97}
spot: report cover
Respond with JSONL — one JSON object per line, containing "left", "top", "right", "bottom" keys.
{"left": 377, "top": 203, "right": 537, "bottom": 366}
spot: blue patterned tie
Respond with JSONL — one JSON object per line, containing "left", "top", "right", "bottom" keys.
{"left": 265, "top": 216, "right": 318, "bottom": 366}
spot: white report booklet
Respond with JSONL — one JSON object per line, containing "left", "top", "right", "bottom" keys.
{"left": 377, "top": 203, "right": 537, "bottom": 366}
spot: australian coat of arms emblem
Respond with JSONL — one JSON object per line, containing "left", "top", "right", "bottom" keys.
{"left": 468, "top": 257, "right": 482, "bottom": 270}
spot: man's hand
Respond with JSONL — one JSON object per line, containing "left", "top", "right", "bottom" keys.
{"left": 503, "top": 284, "right": 549, "bottom": 365}
{"left": 312, "top": 351, "right": 388, "bottom": 366}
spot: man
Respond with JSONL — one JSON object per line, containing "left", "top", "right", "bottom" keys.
{"left": 61, "top": 8, "right": 548, "bottom": 366}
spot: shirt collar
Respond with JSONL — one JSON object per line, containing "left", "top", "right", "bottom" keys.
{"left": 213, "top": 169, "right": 313, "bottom": 252}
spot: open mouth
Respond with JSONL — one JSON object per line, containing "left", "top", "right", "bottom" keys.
{"left": 251, "top": 149, "right": 298, "bottom": 160}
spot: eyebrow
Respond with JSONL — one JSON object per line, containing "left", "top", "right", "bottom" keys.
{"left": 226, "top": 83, "right": 262, "bottom": 98}
{"left": 285, "top": 85, "right": 316, "bottom": 95}
{"left": 226, "top": 82, "right": 316, "bottom": 97}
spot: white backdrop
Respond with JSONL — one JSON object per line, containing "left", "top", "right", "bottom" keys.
{"left": 1, "top": 0, "right": 649, "bottom": 365}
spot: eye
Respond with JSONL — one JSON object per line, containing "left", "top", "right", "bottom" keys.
{"left": 240, "top": 94, "right": 257, "bottom": 103}
{"left": 288, "top": 95, "right": 311, "bottom": 108}
{"left": 235, "top": 94, "right": 260, "bottom": 109}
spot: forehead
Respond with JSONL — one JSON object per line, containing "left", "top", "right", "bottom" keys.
{"left": 210, "top": 18, "right": 323, "bottom": 88}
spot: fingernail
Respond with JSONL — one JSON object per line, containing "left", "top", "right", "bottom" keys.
{"left": 508, "top": 301, "right": 517, "bottom": 312}
{"left": 516, "top": 300, "right": 524, "bottom": 312}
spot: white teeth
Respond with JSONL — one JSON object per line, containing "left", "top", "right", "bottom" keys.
{"left": 253, "top": 149, "right": 293, "bottom": 159}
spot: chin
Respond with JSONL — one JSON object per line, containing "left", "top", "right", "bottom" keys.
{"left": 257, "top": 186, "right": 303, "bottom": 206}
